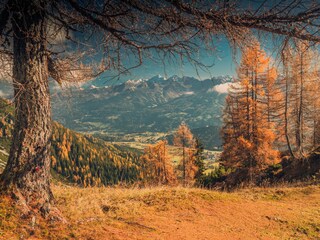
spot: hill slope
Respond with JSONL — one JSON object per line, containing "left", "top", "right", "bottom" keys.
{"left": 0, "top": 98, "right": 141, "bottom": 186}
{"left": 1, "top": 185, "right": 319, "bottom": 239}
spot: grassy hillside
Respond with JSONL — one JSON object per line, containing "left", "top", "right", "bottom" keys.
{"left": 1, "top": 185, "right": 319, "bottom": 239}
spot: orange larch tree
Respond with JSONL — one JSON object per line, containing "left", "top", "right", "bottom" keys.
{"left": 283, "top": 41, "right": 320, "bottom": 157}
{"left": 173, "top": 122, "right": 196, "bottom": 185}
{"left": 140, "top": 140, "right": 176, "bottom": 185}
{"left": 221, "top": 42, "right": 280, "bottom": 182}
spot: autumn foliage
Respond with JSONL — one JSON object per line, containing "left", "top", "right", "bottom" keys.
{"left": 140, "top": 140, "right": 176, "bottom": 185}
{"left": 50, "top": 122, "right": 141, "bottom": 187}
{"left": 139, "top": 122, "right": 202, "bottom": 186}
{"left": 173, "top": 122, "right": 198, "bottom": 185}
{"left": 281, "top": 41, "right": 320, "bottom": 158}
{"left": 221, "top": 42, "right": 280, "bottom": 180}
{"left": 221, "top": 38, "right": 320, "bottom": 186}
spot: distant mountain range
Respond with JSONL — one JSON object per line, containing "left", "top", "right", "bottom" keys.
{"left": 0, "top": 75, "right": 232, "bottom": 149}
{"left": 52, "top": 75, "right": 231, "bottom": 147}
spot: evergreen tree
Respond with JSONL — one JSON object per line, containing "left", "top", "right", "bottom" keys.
{"left": 194, "top": 138, "right": 206, "bottom": 185}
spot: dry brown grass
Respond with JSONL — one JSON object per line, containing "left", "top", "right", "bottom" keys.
{"left": 1, "top": 185, "right": 320, "bottom": 239}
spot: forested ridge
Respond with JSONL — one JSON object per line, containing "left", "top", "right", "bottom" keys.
{"left": 51, "top": 122, "right": 141, "bottom": 186}
{"left": 0, "top": 98, "right": 141, "bottom": 187}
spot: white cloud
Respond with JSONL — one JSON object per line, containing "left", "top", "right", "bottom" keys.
{"left": 213, "top": 83, "right": 231, "bottom": 93}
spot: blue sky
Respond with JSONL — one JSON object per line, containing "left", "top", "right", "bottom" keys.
{"left": 94, "top": 37, "right": 237, "bottom": 85}
{"left": 90, "top": 32, "right": 285, "bottom": 86}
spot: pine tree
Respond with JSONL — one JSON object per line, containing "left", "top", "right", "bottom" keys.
{"left": 194, "top": 139, "right": 206, "bottom": 185}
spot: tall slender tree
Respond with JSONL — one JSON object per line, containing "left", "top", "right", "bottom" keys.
{"left": 173, "top": 122, "right": 196, "bottom": 185}
{"left": 283, "top": 41, "right": 320, "bottom": 157}
{"left": 221, "top": 42, "right": 280, "bottom": 181}
{"left": 194, "top": 138, "right": 206, "bottom": 184}
{"left": 281, "top": 47, "right": 295, "bottom": 157}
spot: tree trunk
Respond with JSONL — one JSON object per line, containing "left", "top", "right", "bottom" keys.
{"left": 163, "top": 143, "right": 167, "bottom": 184}
{"left": 246, "top": 68, "right": 250, "bottom": 140}
{"left": 182, "top": 141, "right": 186, "bottom": 186}
{"left": 0, "top": 0, "right": 53, "bottom": 217}
{"left": 298, "top": 52, "right": 304, "bottom": 157}
{"left": 284, "top": 67, "right": 294, "bottom": 158}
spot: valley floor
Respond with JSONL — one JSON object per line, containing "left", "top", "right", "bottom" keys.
{"left": 1, "top": 185, "right": 320, "bottom": 239}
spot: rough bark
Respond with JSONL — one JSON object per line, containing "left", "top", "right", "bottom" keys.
{"left": 0, "top": 0, "right": 53, "bottom": 217}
